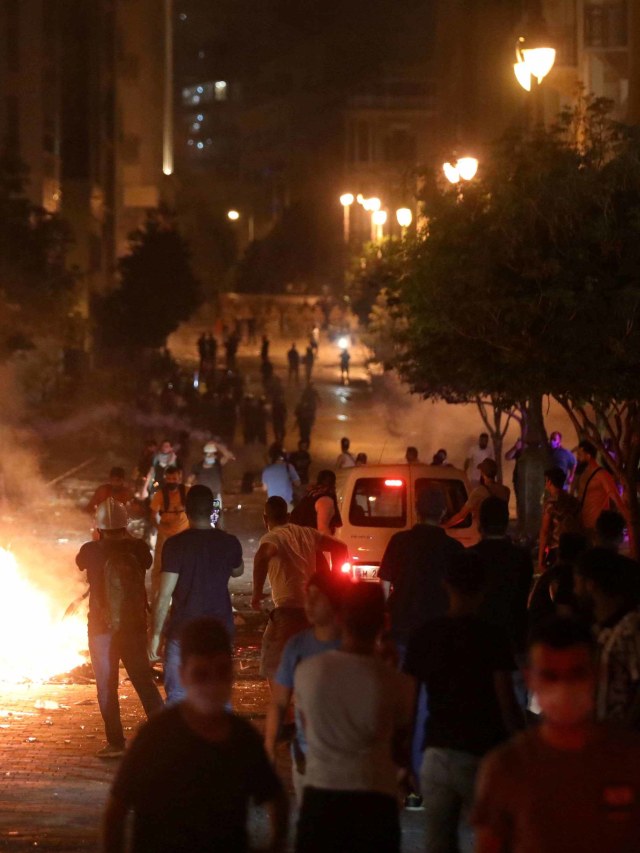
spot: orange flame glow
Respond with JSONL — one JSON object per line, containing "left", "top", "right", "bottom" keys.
{"left": 0, "top": 547, "right": 86, "bottom": 681}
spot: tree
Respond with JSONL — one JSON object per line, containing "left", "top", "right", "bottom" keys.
{"left": 96, "top": 212, "right": 202, "bottom": 352}
{"left": 391, "top": 97, "right": 640, "bottom": 549}
{"left": 0, "top": 155, "right": 76, "bottom": 357}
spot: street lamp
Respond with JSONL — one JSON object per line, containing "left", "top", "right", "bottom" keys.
{"left": 396, "top": 208, "right": 413, "bottom": 232}
{"left": 443, "top": 157, "right": 479, "bottom": 185}
{"left": 513, "top": 5, "right": 556, "bottom": 92}
{"left": 227, "top": 209, "right": 254, "bottom": 242}
{"left": 372, "top": 209, "right": 387, "bottom": 241}
{"left": 339, "top": 193, "right": 354, "bottom": 243}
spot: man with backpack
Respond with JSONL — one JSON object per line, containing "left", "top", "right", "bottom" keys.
{"left": 76, "top": 498, "right": 164, "bottom": 759}
{"left": 290, "top": 469, "right": 342, "bottom": 536}
{"left": 150, "top": 466, "right": 189, "bottom": 600}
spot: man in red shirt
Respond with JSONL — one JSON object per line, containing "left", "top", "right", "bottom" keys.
{"left": 87, "top": 467, "right": 134, "bottom": 515}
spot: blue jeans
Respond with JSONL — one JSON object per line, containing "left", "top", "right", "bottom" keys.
{"left": 163, "top": 638, "right": 185, "bottom": 705}
{"left": 88, "top": 630, "right": 164, "bottom": 747}
{"left": 397, "top": 643, "right": 429, "bottom": 788}
{"left": 420, "top": 748, "right": 479, "bottom": 853}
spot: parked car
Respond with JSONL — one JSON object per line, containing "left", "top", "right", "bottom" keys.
{"left": 335, "top": 463, "right": 479, "bottom": 580}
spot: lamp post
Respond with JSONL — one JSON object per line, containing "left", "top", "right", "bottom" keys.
{"left": 339, "top": 193, "right": 354, "bottom": 243}
{"left": 396, "top": 207, "right": 413, "bottom": 237}
{"left": 372, "top": 209, "right": 387, "bottom": 242}
{"left": 227, "top": 209, "right": 255, "bottom": 243}
{"left": 513, "top": 4, "right": 556, "bottom": 127}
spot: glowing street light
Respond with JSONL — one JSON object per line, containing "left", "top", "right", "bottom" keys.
{"left": 396, "top": 208, "right": 413, "bottom": 229}
{"left": 339, "top": 193, "right": 354, "bottom": 242}
{"left": 443, "top": 157, "right": 479, "bottom": 185}
{"left": 513, "top": 6, "right": 556, "bottom": 92}
{"left": 372, "top": 209, "right": 387, "bottom": 241}
{"left": 227, "top": 209, "right": 254, "bottom": 242}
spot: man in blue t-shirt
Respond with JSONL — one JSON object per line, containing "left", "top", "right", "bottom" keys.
{"left": 149, "top": 486, "right": 244, "bottom": 703}
{"left": 550, "top": 431, "right": 577, "bottom": 487}
{"left": 264, "top": 571, "right": 343, "bottom": 801}
{"left": 261, "top": 446, "right": 300, "bottom": 507}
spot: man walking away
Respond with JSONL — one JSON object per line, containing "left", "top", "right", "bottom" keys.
{"left": 290, "top": 469, "right": 342, "bottom": 536}
{"left": 444, "top": 458, "right": 509, "bottom": 529}
{"left": 252, "top": 496, "right": 348, "bottom": 690}
{"left": 261, "top": 446, "right": 300, "bottom": 508}
{"left": 103, "top": 617, "right": 287, "bottom": 853}
{"left": 471, "top": 498, "right": 533, "bottom": 661}
{"left": 379, "top": 487, "right": 464, "bottom": 799}
{"left": 304, "top": 344, "right": 314, "bottom": 383}
{"left": 294, "top": 583, "right": 414, "bottom": 853}
{"left": 149, "top": 486, "right": 244, "bottom": 704}
{"left": 76, "top": 499, "right": 163, "bottom": 758}
{"left": 473, "top": 618, "right": 640, "bottom": 853}
{"left": 289, "top": 440, "right": 312, "bottom": 486}
{"left": 265, "top": 571, "right": 343, "bottom": 801}
{"left": 339, "top": 347, "right": 350, "bottom": 385}
{"left": 405, "top": 552, "right": 523, "bottom": 853}
{"left": 288, "top": 343, "right": 300, "bottom": 384}
{"left": 575, "top": 439, "right": 628, "bottom": 539}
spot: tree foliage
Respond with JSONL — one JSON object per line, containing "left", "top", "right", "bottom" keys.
{"left": 0, "top": 156, "right": 76, "bottom": 356}
{"left": 96, "top": 212, "right": 202, "bottom": 351}
{"left": 384, "top": 97, "right": 640, "bottom": 549}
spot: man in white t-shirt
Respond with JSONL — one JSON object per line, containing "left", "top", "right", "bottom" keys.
{"left": 465, "top": 433, "right": 493, "bottom": 488}
{"left": 294, "top": 582, "right": 414, "bottom": 853}
{"left": 252, "top": 496, "right": 348, "bottom": 688}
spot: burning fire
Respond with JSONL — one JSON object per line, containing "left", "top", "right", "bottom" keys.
{"left": 0, "top": 546, "right": 86, "bottom": 681}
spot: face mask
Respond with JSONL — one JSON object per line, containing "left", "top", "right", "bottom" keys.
{"left": 158, "top": 452, "right": 173, "bottom": 466}
{"left": 166, "top": 483, "right": 179, "bottom": 491}
{"left": 536, "top": 681, "right": 594, "bottom": 726}
{"left": 204, "top": 454, "right": 216, "bottom": 465}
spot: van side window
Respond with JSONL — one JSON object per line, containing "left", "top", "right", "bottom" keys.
{"left": 349, "top": 478, "right": 407, "bottom": 528}
{"left": 415, "top": 478, "right": 471, "bottom": 528}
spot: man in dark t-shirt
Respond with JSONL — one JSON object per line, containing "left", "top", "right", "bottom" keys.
{"left": 404, "top": 552, "right": 522, "bottom": 853}
{"left": 470, "top": 497, "right": 533, "bottom": 657}
{"left": 149, "top": 486, "right": 244, "bottom": 703}
{"left": 379, "top": 489, "right": 463, "bottom": 646}
{"left": 104, "top": 618, "right": 287, "bottom": 853}
{"left": 76, "top": 499, "right": 164, "bottom": 758}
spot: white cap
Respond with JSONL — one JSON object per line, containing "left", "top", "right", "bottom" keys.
{"left": 95, "top": 498, "right": 128, "bottom": 530}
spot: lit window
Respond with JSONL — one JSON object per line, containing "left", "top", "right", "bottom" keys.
{"left": 187, "top": 139, "right": 194, "bottom": 146}
{"left": 192, "top": 95, "right": 200, "bottom": 104}
{"left": 179, "top": 12, "right": 187, "bottom": 21}
{"left": 196, "top": 142, "right": 204, "bottom": 150}
{"left": 197, "top": 86, "right": 204, "bottom": 94}
{"left": 197, "top": 114, "right": 204, "bottom": 121}
{"left": 198, "top": 50, "right": 205, "bottom": 59}
{"left": 192, "top": 122, "right": 201, "bottom": 130}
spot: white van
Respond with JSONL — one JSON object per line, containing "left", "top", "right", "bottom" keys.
{"left": 335, "top": 464, "right": 480, "bottom": 581}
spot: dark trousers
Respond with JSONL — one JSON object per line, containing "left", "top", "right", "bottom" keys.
{"left": 89, "top": 630, "right": 164, "bottom": 747}
{"left": 296, "top": 788, "right": 400, "bottom": 853}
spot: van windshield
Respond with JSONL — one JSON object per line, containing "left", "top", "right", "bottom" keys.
{"left": 349, "top": 478, "right": 407, "bottom": 528}
{"left": 415, "top": 478, "right": 471, "bottom": 528}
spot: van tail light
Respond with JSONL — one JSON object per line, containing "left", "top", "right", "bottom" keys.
{"left": 340, "top": 561, "right": 352, "bottom": 574}
{"left": 384, "top": 479, "right": 403, "bottom": 487}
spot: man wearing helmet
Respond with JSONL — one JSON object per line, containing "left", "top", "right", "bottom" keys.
{"left": 188, "top": 440, "right": 235, "bottom": 529}
{"left": 76, "top": 498, "right": 164, "bottom": 759}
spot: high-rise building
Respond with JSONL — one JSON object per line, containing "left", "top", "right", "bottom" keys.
{"left": 0, "top": 0, "right": 172, "bottom": 310}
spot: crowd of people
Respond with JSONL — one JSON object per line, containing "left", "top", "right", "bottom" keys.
{"left": 75, "top": 332, "right": 640, "bottom": 852}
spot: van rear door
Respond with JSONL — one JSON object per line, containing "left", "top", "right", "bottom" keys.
{"left": 412, "top": 473, "right": 479, "bottom": 547}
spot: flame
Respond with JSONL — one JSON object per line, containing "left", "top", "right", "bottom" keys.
{"left": 0, "top": 547, "right": 86, "bottom": 681}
